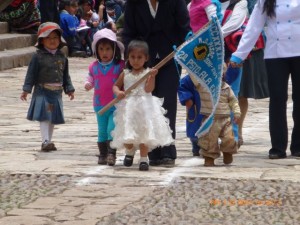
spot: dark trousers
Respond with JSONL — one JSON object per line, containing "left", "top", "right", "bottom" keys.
{"left": 39, "top": 0, "right": 59, "bottom": 24}
{"left": 148, "top": 62, "right": 180, "bottom": 160}
{"left": 265, "top": 57, "right": 300, "bottom": 154}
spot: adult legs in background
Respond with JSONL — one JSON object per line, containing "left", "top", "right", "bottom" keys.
{"left": 149, "top": 63, "right": 179, "bottom": 166}
{"left": 290, "top": 56, "right": 300, "bottom": 156}
{"left": 265, "top": 58, "right": 290, "bottom": 158}
{"left": 238, "top": 49, "right": 269, "bottom": 148}
{"left": 238, "top": 96, "right": 248, "bottom": 146}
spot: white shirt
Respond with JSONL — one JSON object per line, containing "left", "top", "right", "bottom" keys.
{"left": 221, "top": 0, "right": 248, "bottom": 38}
{"left": 147, "top": 0, "right": 159, "bottom": 18}
{"left": 233, "top": 0, "right": 300, "bottom": 59}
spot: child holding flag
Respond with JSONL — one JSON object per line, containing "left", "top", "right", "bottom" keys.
{"left": 111, "top": 40, "right": 174, "bottom": 171}
{"left": 198, "top": 64, "right": 240, "bottom": 166}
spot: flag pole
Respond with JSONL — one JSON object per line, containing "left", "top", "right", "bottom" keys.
{"left": 98, "top": 51, "right": 175, "bottom": 115}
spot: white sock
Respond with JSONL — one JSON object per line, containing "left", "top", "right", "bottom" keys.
{"left": 48, "top": 123, "right": 54, "bottom": 142}
{"left": 40, "top": 121, "right": 50, "bottom": 143}
{"left": 125, "top": 148, "right": 135, "bottom": 156}
{"left": 140, "top": 157, "right": 148, "bottom": 163}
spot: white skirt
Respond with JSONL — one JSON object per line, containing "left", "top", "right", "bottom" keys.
{"left": 110, "top": 95, "right": 174, "bottom": 151}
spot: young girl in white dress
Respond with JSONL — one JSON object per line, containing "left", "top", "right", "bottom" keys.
{"left": 110, "top": 39, "right": 174, "bottom": 171}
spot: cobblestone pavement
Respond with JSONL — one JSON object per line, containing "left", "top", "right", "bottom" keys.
{"left": 96, "top": 177, "right": 300, "bottom": 225}
{"left": 0, "top": 173, "right": 74, "bottom": 216}
{"left": 0, "top": 58, "right": 299, "bottom": 225}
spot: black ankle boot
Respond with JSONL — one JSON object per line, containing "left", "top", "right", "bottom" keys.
{"left": 97, "top": 142, "right": 108, "bottom": 165}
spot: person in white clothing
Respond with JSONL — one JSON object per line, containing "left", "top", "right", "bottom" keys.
{"left": 111, "top": 40, "right": 174, "bottom": 171}
{"left": 230, "top": 0, "right": 300, "bottom": 159}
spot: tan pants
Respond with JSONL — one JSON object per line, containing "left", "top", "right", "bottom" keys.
{"left": 199, "top": 117, "right": 237, "bottom": 159}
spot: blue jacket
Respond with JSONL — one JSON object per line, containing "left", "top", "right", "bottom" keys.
{"left": 178, "top": 75, "right": 203, "bottom": 138}
{"left": 60, "top": 10, "right": 80, "bottom": 39}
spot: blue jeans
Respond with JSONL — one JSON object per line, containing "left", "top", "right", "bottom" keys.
{"left": 94, "top": 106, "right": 115, "bottom": 142}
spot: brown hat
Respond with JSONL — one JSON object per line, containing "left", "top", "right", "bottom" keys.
{"left": 35, "top": 22, "right": 66, "bottom": 48}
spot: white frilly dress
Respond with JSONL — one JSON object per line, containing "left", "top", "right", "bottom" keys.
{"left": 110, "top": 68, "right": 174, "bottom": 151}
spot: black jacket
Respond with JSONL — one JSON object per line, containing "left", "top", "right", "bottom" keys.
{"left": 122, "top": 0, "right": 191, "bottom": 66}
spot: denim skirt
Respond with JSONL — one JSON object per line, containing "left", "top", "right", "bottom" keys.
{"left": 27, "top": 85, "right": 65, "bottom": 124}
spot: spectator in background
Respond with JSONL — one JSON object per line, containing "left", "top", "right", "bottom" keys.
{"left": 0, "top": 0, "right": 40, "bottom": 33}
{"left": 38, "top": 0, "right": 60, "bottom": 24}
{"left": 105, "top": 0, "right": 122, "bottom": 22}
{"left": 59, "top": 0, "right": 89, "bottom": 57}
{"left": 89, "top": 0, "right": 117, "bottom": 40}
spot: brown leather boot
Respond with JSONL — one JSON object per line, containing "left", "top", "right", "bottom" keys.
{"left": 223, "top": 153, "right": 233, "bottom": 165}
{"left": 204, "top": 157, "right": 215, "bottom": 167}
{"left": 97, "top": 142, "right": 107, "bottom": 165}
{"left": 106, "top": 141, "right": 116, "bottom": 166}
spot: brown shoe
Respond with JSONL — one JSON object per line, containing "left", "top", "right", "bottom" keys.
{"left": 223, "top": 153, "right": 233, "bottom": 165}
{"left": 204, "top": 157, "right": 215, "bottom": 167}
{"left": 107, "top": 153, "right": 116, "bottom": 166}
{"left": 41, "top": 141, "right": 56, "bottom": 152}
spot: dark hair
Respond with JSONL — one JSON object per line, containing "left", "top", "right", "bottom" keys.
{"left": 59, "top": 0, "right": 79, "bottom": 11}
{"left": 263, "top": 0, "right": 276, "bottom": 18}
{"left": 126, "top": 40, "right": 149, "bottom": 69}
{"left": 95, "top": 38, "right": 122, "bottom": 63}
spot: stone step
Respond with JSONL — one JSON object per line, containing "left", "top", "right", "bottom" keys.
{"left": 0, "top": 22, "right": 9, "bottom": 34}
{"left": 0, "top": 46, "right": 36, "bottom": 71}
{"left": 0, "top": 33, "right": 37, "bottom": 51}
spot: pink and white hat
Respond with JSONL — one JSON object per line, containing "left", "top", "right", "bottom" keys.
{"left": 92, "top": 28, "right": 124, "bottom": 56}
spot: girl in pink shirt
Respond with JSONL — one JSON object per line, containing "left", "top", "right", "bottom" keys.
{"left": 84, "top": 28, "right": 125, "bottom": 166}
{"left": 188, "top": 0, "right": 222, "bottom": 33}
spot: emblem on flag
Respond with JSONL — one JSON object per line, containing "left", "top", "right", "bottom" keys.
{"left": 174, "top": 17, "right": 224, "bottom": 137}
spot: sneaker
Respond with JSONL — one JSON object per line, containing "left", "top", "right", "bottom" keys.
{"left": 291, "top": 152, "right": 300, "bottom": 157}
{"left": 161, "top": 158, "right": 175, "bottom": 167}
{"left": 41, "top": 141, "right": 56, "bottom": 152}
{"left": 139, "top": 162, "right": 149, "bottom": 171}
{"left": 149, "top": 159, "right": 162, "bottom": 166}
{"left": 268, "top": 148, "right": 287, "bottom": 159}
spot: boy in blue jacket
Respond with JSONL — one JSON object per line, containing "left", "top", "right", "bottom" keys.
{"left": 178, "top": 74, "right": 203, "bottom": 156}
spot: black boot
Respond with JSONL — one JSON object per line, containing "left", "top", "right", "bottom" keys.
{"left": 97, "top": 142, "right": 108, "bottom": 165}
{"left": 106, "top": 141, "right": 116, "bottom": 166}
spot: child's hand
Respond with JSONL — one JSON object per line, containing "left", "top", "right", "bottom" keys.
{"left": 99, "top": 4, "right": 105, "bottom": 10}
{"left": 20, "top": 91, "right": 28, "bottom": 101}
{"left": 233, "top": 116, "right": 240, "bottom": 124}
{"left": 84, "top": 82, "right": 93, "bottom": 91}
{"left": 147, "top": 68, "right": 158, "bottom": 82}
{"left": 68, "top": 92, "right": 75, "bottom": 100}
{"left": 185, "top": 99, "right": 193, "bottom": 109}
{"left": 116, "top": 90, "right": 125, "bottom": 100}
{"left": 149, "top": 68, "right": 158, "bottom": 77}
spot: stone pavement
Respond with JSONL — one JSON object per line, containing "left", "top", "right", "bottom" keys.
{"left": 0, "top": 57, "right": 299, "bottom": 225}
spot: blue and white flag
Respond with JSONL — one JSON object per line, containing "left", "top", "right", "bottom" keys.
{"left": 174, "top": 17, "right": 224, "bottom": 137}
